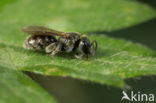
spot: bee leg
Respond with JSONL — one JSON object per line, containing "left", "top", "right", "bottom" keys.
{"left": 45, "top": 42, "right": 63, "bottom": 56}
{"left": 45, "top": 42, "right": 57, "bottom": 55}
{"left": 51, "top": 43, "right": 63, "bottom": 56}
{"left": 74, "top": 52, "right": 83, "bottom": 59}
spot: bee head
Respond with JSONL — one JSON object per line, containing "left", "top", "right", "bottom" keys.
{"left": 79, "top": 35, "right": 97, "bottom": 57}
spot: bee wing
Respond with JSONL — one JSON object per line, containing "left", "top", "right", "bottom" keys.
{"left": 22, "top": 26, "right": 69, "bottom": 38}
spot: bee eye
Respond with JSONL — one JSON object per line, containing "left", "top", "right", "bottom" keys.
{"left": 79, "top": 39, "right": 91, "bottom": 56}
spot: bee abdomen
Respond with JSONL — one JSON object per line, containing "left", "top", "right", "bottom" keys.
{"left": 24, "top": 35, "right": 57, "bottom": 50}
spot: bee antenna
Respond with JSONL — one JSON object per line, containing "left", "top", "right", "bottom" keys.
{"left": 91, "top": 40, "right": 98, "bottom": 56}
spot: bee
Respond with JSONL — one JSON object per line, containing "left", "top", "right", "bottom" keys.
{"left": 22, "top": 26, "right": 97, "bottom": 58}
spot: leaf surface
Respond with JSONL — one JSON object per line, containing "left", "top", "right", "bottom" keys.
{"left": 0, "top": 0, "right": 156, "bottom": 88}
{"left": 0, "top": 54, "right": 57, "bottom": 103}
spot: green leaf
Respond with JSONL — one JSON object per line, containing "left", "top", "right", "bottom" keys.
{"left": 0, "top": 43, "right": 57, "bottom": 102}
{"left": 0, "top": 46, "right": 56, "bottom": 103}
{"left": 0, "top": 64, "right": 57, "bottom": 103}
{"left": 0, "top": 0, "right": 155, "bottom": 32}
{"left": 0, "top": 0, "right": 156, "bottom": 88}
{"left": 0, "top": 35, "right": 156, "bottom": 87}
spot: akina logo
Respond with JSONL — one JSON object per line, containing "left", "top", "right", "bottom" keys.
{"left": 121, "top": 91, "right": 155, "bottom": 102}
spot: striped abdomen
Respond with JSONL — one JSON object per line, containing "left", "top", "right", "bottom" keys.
{"left": 24, "top": 35, "right": 57, "bottom": 50}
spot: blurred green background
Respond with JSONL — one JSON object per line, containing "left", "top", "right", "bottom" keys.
{"left": 0, "top": 0, "right": 156, "bottom": 103}
{"left": 25, "top": 0, "right": 156, "bottom": 103}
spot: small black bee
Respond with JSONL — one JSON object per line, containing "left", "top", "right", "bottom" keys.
{"left": 22, "top": 26, "right": 97, "bottom": 58}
